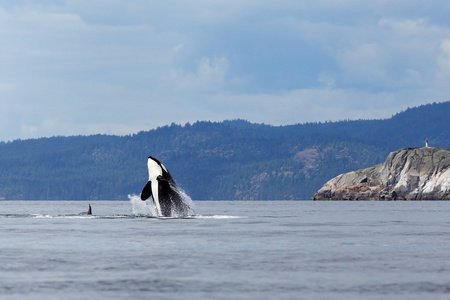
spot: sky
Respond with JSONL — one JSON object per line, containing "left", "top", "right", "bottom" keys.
{"left": 1, "top": 1, "right": 450, "bottom": 141}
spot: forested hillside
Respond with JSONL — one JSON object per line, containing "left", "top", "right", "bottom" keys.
{"left": 0, "top": 102, "right": 449, "bottom": 200}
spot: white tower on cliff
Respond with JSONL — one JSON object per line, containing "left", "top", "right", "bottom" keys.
{"left": 426, "top": 139, "right": 429, "bottom": 148}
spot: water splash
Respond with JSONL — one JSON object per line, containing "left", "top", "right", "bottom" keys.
{"left": 128, "top": 194, "right": 158, "bottom": 217}
{"left": 175, "top": 187, "right": 196, "bottom": 216}
{"left": 194, "top": 215, "right": 243, "bottom": 219}
{"left": 128, "top": 190, "right": 195, "bottom": 218}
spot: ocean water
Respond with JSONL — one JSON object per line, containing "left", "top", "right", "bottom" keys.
{"left": 2, "top": 200, "right": 450, "bottom": 300}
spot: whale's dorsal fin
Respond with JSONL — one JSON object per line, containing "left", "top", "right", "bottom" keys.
{"left": 87, "top": 204, "right": 92, "bottom": 215}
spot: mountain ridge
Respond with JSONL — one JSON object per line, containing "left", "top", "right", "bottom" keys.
{"left": 0, "top": 102, "right": 449, "bottom": 200}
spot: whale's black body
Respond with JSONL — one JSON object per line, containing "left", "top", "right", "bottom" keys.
{"left": 78, "top": 204, "right": 92, "bottom": 216}
{"left": 141, "top": 156, "right": 189, "bottom": 217}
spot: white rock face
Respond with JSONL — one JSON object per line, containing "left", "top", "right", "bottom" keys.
{"left": 312, "top": 147, "right": 450, "bottom": 200}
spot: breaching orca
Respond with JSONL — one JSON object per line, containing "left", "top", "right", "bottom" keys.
{"left": 140, "top": 156, "right": 189, "bottom": 217}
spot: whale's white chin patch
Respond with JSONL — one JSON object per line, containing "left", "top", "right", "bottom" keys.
{"left": 153, "top": 197, "right": 162, "bottom": 217}
{"left": 151, "top": 180, "right": 162, "bottom": 216}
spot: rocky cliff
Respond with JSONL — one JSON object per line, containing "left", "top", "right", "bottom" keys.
{"left": 312, "top": 147, "right": 450, "bottom": 200}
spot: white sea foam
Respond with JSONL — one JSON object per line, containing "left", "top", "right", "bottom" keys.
{"left": 31, "top": 214, "right": 53, "bottom": 218}
{"left": 175, "top": 186, "right": 196, "bottom": 216}
{"left": 128, "top": 194, "right": 158, "bottom": 217}
{"left": 193, "top": 215, "right": 243, "bottom": 219}
{"left": 128, "top": 190, "right": 196, "bottom": 218}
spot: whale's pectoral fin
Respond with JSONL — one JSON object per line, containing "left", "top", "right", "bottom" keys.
{"left": 141, "top": 181, "right": 152, "bottom": 201}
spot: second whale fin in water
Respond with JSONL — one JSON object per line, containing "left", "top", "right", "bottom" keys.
{"left": 78, "top": 204, "right": 92, "bottom": 216}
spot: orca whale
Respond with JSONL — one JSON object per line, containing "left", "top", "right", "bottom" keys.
{"left": 78, "top": 204, "right": 92, "bottom": 216}
{"left": 140, "top": 156, "right": 189, "bottom": 217}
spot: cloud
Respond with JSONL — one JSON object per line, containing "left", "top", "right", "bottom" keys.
{"left": 1, "top": 1, "right": 450, "bottom": 140}
{"left": 208, "top": 88, "right": 425, "bottom": 126}
{"left": 166, "top": 57, "right": 230, "bottom": 93}
{"left": 337, "top": 43, "right": 389, "bottom": 87}
{"left": 0, "top": 83, "right": 16, "bottom": 92}
{"left": 438, "top": 39, "right": 450, "bottom": 76}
